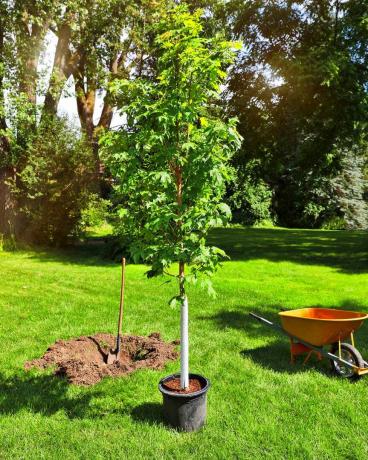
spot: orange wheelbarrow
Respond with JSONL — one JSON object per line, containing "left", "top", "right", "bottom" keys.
{"left": 250, "top": 308, "right": 368, "bottom": 380}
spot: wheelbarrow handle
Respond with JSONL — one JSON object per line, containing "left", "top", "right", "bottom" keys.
{"left": 249, "top": 312, "right": 275, "bottom": 327}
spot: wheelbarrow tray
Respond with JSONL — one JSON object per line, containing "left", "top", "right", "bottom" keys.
{"left": 279, "top": 308, "right": 368, "bottom": 347}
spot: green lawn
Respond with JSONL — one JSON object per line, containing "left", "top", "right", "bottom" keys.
{"left": 0, "top": 227, "right": 368, "bottom": 459}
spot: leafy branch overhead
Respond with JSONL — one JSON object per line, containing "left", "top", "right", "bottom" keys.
{"left": 101, "top": 5, "right": 242, "bottom": 285}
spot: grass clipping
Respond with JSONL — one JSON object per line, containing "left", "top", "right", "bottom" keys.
{"left": 25, "top": 333, "right": 179, "bottom": 386}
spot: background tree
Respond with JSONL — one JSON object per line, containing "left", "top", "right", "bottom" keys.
{"left": 102, "top": 5, "right": 241, "bottom": 389}
{"left": 2, "top": 0, "right": 367, "bottom": 243}
{"left": 330, "top": 147, "right": 368, "bottom": 229}
{"left": 0, "top": 0, "right": 163, "bottom": 240}
{"left": 0, "top": 0, "right": 61, "bottom": 236}
{"left": 226, "top": 160, "right": 273, "bottom": 226}
{"left": 226, "top": 0, "right": 368, "bottom": 228}
{"left": 12, "top": 118, "right": 94, "bottom": 245}
{"left": 0, "top": 0, "right": 13, "bottom": 235}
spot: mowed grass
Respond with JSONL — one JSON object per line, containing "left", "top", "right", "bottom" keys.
{"left": 0, "top": 227, "right": 368, "bottom": 459}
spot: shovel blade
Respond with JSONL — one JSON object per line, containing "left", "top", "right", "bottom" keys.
{"left": 106, "top": 351, "right": 118, "bottom": 364}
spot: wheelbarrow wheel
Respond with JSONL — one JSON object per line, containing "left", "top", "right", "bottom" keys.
{"left": 330, "top": 343, "right": 364, "bottom": 381}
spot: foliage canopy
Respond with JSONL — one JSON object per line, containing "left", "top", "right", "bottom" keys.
{"left": 102, "top": 5, "right": 241, "bottom": 285}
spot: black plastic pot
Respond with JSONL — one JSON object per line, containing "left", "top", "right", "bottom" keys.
{"left": 158, "top": 373, "right": 210, "bottom": 432}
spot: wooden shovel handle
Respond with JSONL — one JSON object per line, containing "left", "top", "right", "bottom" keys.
{"left": 116, "top": 257, "right": 125, "bottom": 351}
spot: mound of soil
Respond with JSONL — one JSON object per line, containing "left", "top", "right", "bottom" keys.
{"left": 25, "top": 332, "right": 179, "bottom": 386}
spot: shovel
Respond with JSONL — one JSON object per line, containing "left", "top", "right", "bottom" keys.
{"left": 107, "top": 257, "right": 126, "bottom": 364}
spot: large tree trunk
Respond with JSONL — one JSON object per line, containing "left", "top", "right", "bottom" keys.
{"left": 0, "top": 166, "right": 16, "bottom": 236}
{"left": 97, "top": 53, "right": 123, "bottom": 130}
{"left": 18, "top": 22, "right": 44, "bottom": 106}
{"left": 75, "top": 54, "right": 120, "bottom": 196}
{"left": 75, "top": 75, "right": 100, "bottom": 186}
{"left": 42, "top": 22, "right": 73, "bottom": 119}
{"left": 0, "top": 10, "right": 16, "bottom": 236}
{"left": 75, "top": 79, "right": 96, "bottom": 141}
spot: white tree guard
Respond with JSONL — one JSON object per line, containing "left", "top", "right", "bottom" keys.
{"left": 180, "top": 296, "right": 189, "bottom": 389}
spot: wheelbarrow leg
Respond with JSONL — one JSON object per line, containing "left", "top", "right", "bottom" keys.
{"left": 290, "top": 339, "right": 319, "bottom": 364}
{"left": 302, "top": 350, "right": 323, "bottom": 366}
{"left": 302, "top": 350, "right": 313, "bottom": 365}
{"left": 290, "top": 338, "right": 295, "bottom": 364}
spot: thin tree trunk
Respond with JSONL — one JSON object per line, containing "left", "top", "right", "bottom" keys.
{"left": 76, "top": 55, "right": 121, "bottom": 197}
{"left": 179, "top": 261, "right": 189, "bottom": 389}
{"left": 75, "top": 75, "right": 96, "bottom": 141}
{"left": 334, "top": 0, "right": 340, "bottom": 47}
{"left": 0, "top": 12, "right": 7, "bottom": 140}
{"left": 176, "top": 162, "right": 189, "bottom": 389}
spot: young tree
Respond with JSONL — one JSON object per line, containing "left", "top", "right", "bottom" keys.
{"left": 102, "top": 5, "right": 241, "bottom": 389}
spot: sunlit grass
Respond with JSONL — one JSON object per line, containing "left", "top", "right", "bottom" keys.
{"left": 0, "top": 227, "right": 367, "bottom": 459}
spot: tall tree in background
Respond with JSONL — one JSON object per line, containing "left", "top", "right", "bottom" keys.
{"left": 42, "top": 0, "right": 161, "bottom": 192}
{"left": 1, "top": 0, "right": 367, "bottom": 238}
{"left": 227, "top": 0, "right": 368, "bottom": 227}
{"left": 0, "top": 0, "right": 163, "bottom": 237}
{"left": 0, "top": 0, "right": 62, "bottom": 235}
{"left": 331, "top": 148, "right": 368, "bottom": 229}
{"left": 0, "top": 0, "right": 13, "bottom": 235}
{"left": 14, "top": 0, "right": 56, "bottom": 109}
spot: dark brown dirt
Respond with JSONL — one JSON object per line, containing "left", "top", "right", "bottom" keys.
{"left": 163, "top": 377, "right": 203, "bottom": 394}
{"left": 25, "top": 332, "right": 179, "bottom": 386}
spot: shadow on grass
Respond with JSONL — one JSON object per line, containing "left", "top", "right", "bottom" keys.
{"left": 208, "top": 227, "right": 368, "bottom": 274}
{"left": 0, "top": 371, "right": 167, "bottom": 425}
{"left": 198, "top": 307, "right": 284, "bottom": 340}
{"left": 0, "top": 372, "right": 102, "bottom": 419}
{"left": 241, "top": 342, "right": 296, "bottom": 374}
{"left": 240, "top": 342, "right": 333, "bottom": 377}
{"left": 25, "top": 240, "right": 116, "bottom": 268}
{"left": 130, "top": 402, "right": 164, "bottom": 426}
{"left": 12, "top": 227, "right": 367, "bottom": 274}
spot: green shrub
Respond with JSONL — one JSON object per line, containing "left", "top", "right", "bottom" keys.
{"left": 80, "top": 194, "right": 111, "bottom": 229}
{"left": 321, "top": 216, "right": 347, "bottom": 230}
{"left": 0, "top": 233, "right": 18, "bottom": 251}
{"left": 228, "top": 163, "right": 273, "bottom": 226}
{"left": 13, "top": 118, "right": 94, "bottom": 246}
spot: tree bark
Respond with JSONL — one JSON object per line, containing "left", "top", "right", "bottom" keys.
{"left": 74, "top": 73, "right": 105, "bottom": 195}
{"left": 75, "top": 80, "right": 96, "bottom": 142}
{"left": 97, "top": 54, "right": 122, "bottom": 130}
{"left": 0, "top": 11, "right": 7, "bottom": 139}
{"left": 18, "top": 22, "right": 45, "bottom": 106}
{"left": 42, "top": 22, "right": 73, "bottom": 119}
{"left": 15, "top": 1, "right": 49, "bottom": 136}
{"left": 0, "top": 166, "right": 16, "bottom": 236}
{"left": 0, "top": 10, "right": 15, "bottom": 236}
{"left": 75, "top": 52, "right": 124, "bottom": 196}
